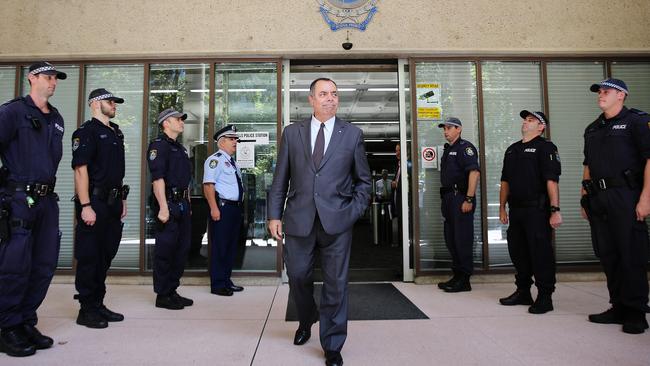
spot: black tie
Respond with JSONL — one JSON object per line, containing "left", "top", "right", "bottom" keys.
{"left": 312, "top": 123, "right": 325, "bottom": 168}
{"left": 231, "top": 157, "right": 244, "bottom": 202}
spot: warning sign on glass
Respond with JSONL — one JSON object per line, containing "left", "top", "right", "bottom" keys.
{"left": 416, "top": 83, "right": 442, "bottom": 121}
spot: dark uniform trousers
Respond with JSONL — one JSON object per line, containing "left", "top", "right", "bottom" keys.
{"left": 587, "top": 187, "right": 649, "bottom": 311}
{"left": 154, "top": 199, "right": 191, "bottom": 295}
{"left": 0, "top": 193, "right": 60, "bottom": 328}
{"left": 209, "top": 202, "right": 242, "bottom": 290}
{"left": 74, "top": 197, "right": 123, "bottom": 310}
{"left": 506, "top": 206, "right": 556, "bottom": 294}
{"left": 441, "top": 192, "right": 474, "bottom": 275}
{"left": 284, "top": 215, "right": 351, "bottom": 353}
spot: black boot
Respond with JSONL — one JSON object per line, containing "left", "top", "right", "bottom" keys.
{"left": 438, "top": 272, "right": 458, "bottom": 290}
{"left": 172, "top": 291, "right": 194, "bottom": 307}
{"left": 444, "top": 273, "right": 471, "bottom": 293}
{"left": 21, "top": 324, "right": 53, "bottom": 349}
{"left": 528, "top": 292, "right": 553, "bottom": 314}
{"left": 0, "top": 327, "right": 36, "bottom": 357}
{"left": 588, "top": 305, "right": 624, "bottom": 324}
{"left": 499, "top": 289, "right": 533, "bottom": 306}
{"left": 98, "top": 304, "right": 124, "bottom": 322}
{"left": 76, "top": 309, "right": 109, "bottom": 329}
{"left": 622, "top": 307, "right": 649, "bottom": 334}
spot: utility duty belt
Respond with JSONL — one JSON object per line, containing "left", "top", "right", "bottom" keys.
{"left": 166, "top": 187, "right": 190, "bottom": 202}
{"left": 91, "top": 185, "right": 130, "bottom": 202}
{"left": 584, "top": 169, "right": 641, "bottom": 194}
{"left": 440, "top": 183, "right": 467, "bottom": 197}
{"left": 508, "top": 195, "right": 548, "bottom": 209}
{"left": 6, "top": 181, "right": 56, "bottom": 196}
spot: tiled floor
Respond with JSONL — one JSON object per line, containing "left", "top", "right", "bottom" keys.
{"left": 2, "top": 280, "right": 649, "bottom": 365}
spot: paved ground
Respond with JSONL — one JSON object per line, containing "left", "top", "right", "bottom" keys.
{"left": 2, "top": 280, "right": 649, "bottom": 365}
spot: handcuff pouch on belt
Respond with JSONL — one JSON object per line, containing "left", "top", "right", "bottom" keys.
{"left": 166, "top": 187, "right": 189, "bottom": 203}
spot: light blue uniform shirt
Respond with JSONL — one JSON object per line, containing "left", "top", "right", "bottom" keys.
{"left": 310, "top": 115, "right": 335, "bottom": 154}
{"left": 203, "top": 149, "right": 242, "bottom": 201}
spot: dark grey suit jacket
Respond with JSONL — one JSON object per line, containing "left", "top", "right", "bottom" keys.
{"left": 268, "top": 117, "right": 371, "bottom": 237}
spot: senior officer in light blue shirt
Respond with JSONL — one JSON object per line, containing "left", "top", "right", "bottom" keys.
{"left": 202, "top": 125, "right": 244, "bottom": 296}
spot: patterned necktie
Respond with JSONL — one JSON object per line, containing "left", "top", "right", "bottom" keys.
{"left": 231, "top": 157, "right": 243, "bottom": 202}
{"left": 312, "top": 123, "right": 325, "bottom": 168}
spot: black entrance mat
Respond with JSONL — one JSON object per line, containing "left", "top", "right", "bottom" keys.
{"left": 285, "top": 283, "right": 428, "bottom": 321}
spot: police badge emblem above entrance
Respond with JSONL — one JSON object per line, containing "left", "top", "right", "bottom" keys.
{"left": 317, "top": 0, "right": 378, "bottom": 31}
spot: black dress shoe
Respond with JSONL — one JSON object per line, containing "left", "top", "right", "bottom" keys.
{"left": 325, "top": 351, "right": 343, "bottom": 366}
{"left": 230, "top": 285, "right": 244, "bottom": 292}
{"left": 293, "top": 328, "right": 311, "bottom": 345}
{"left": 588, "top": 306, "right": 624, "bottom": 324}
{"left": 499, "top": 289, "right": 533, "bottom": 306}
{"left": 21, "top": 324, "right": 53, "bottom": 349}
{"left": 0, "top": 328, "right": 36, "bottom": 357}
{"left": 211, "top": 287, "right": 234, "bottom": 296}
{"left": 98, "top": 305, "right": 124, "bottom": 322}
{"left": 172, "top": 291, "right": 194, "bottom": 306}
{"left": 528, "top": 293, "right": 553, "bottom": 314}
{"left": 156, "top": 294, "right": 185, "bottom": 310}
{"left": 76, "top": 309, "right": 109, "bottom": 329}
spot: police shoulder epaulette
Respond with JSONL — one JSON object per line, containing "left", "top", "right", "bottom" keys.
{"left": 153, "top": 137, "right": 162, "bottom": 142}
{"left": 79, "top": 120, "right": 92, "bottom": 128}
{"left": 629, "top": 108, "right": 648, "bottom": 116}
{"left": 216, "top": 152, "right": 222, "bottom": 157}
{"left": 0, "top": 97, "right": 24, "bottom": 108}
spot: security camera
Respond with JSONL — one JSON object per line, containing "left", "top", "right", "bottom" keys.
{"left": 342, "top": 42, "right": 353, "bottom": 50}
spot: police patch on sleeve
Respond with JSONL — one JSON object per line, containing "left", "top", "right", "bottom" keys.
{"left": 550, "top": 151, "right": 561, "bottom": 162}
{"left": 72, "top": 138, "right": 80, "bottom": 152}
{"left": 209, "top": 159, "right": 218, "bottom": 169}
{"left": 149, "top": 149, "right": 157, "bottom": 161}
{"left": 465, "top": 147, "right": 475, "bottom": 156}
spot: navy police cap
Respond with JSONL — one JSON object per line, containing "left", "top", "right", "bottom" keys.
{"left": 214, "top": 124, "right": 239, "bottom": 141}
{"left": 157, "top": 108, "right": 187, "bottom": 125}
{"left": 88, "top": 88, "right": 124, "bottom": 104}
{"left": 520, "top": 110, "right": 549, "bottom": 126}
{"left": 589, "top": 78, "right": 629, "bottom": 95}
{"left": 28, "top": 61, "right": 67, "bottom": 80}
{"left": 438, "top": 116, "right": 462, "bottom": 128}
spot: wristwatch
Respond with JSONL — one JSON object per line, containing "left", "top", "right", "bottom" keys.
{"left": 550, "top": 205, "right": 560, "bottom": 213}
{"left": 465, "top": 196, "right": 475, "bottom": 204}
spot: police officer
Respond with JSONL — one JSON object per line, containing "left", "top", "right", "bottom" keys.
{"left": 147, "top": 108, "right": 193, "bottom": 310}
{"left": 582, "top": 79, "right": 650, "bottom": 334}
{"left": 0, "top": 62, "right": 66, "bottom": 357}
{"left": 72, "top": 88, "right": 129, "bottom": 328}
{"left": 437, "top": 117, "right": 480, "bottom": 292}
{"left": 499, "top": 110, "right": 562, "bottom": 314}
{"left": 203, "top": 125, "right": 245, "bottom": 296}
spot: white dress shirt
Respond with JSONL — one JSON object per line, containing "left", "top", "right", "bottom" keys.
{"left": 310, "top": 115, "right": 336, "bottom": 154}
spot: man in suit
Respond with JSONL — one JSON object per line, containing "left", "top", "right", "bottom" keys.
{"left": 268, "top": 78, "right": 371, "bottom": 366}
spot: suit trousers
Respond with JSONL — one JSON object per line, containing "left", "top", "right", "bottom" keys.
{"left": 284, "top": 215, "right": 352, "bottom": 353}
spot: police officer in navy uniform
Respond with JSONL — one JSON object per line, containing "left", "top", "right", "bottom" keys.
{"left": 72, "top": 88, "right": 129, "bottom": 329}
{"left": 0, "top": 62, "right": 66, "bottom": 357}
{"left": 582, "top": 79, "right": 650, "bottom": 334}
{"left": 437, "top": 117, "right": 480, "bottom": 292}
{"left": 147, "top": 108, "right": 193, "bottom": 310}
{"left": 499, "top": 110, "right": 562, "bottom": 314}
{"left": 203, "top": 125, "right": 244, "bottom": 296}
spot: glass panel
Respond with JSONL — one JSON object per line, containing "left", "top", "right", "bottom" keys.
{"left": 19, "top": 65, "right": 79, "bottom": 268}
{"left": 84, "top": 64, "right": 144, "bottom": 270}
{"left": 144, "top": 63, "right": 210, "bottom": 271}
{"left": 547, "top": 62, "right": 605, "bottom": 263}
{"left": 414, "top": 62, "right": 482, "bottom": 272}
{"left": 481, "top": 62, "right": 543, "bottom": 267}
{"left": 0, "top": 66, "right": 16, "bottom": 102}
{"left": 215, "top": 62, "right": 278, "bottom": 272}
{"left": 611, "top": 62, "right": 650, "bottom": 112}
